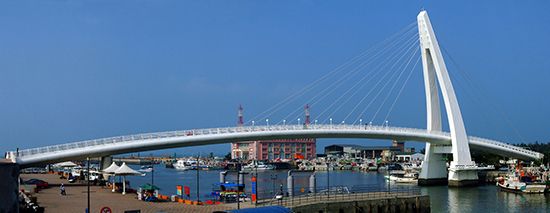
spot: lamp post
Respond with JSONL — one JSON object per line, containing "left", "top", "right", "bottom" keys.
{"left": 329, "top": 118, "right": 333, "bottom": 127}
{"left": 87, "top": 157, "right": 90, "bottom": 213}
{"left": 359, "top": 119, "right": 362, "bottom": 126}
{"left": 283, "top": 119, "right": 286, "bottom": 125}
{"left": 326, "top": 160, "right": 330, "bottom": 200}
{"left": 252, "top": 121, "right": 255, "bottom": 126}
{"left": 197, "top": 154, "right": 201, "bottom": 202}
{"left": 270, "top": 174, "right": 277, "bottom": 196}
{"left": 385, "top": 120, "right": 389, "bottom": 127}
{"left": 314, "top": 120, "right": 318, "bottom": 126}
{"left": 297, "top": 118, "right": 301, "bottom": 125}
{"left": 266, "top": 119, "right": 269, "bottom": 127}
{"left": 236, "top": 159, "right": 241, "bottom": 210}
{"left": 151, "top": 162, "right": 154, "bottom": 187}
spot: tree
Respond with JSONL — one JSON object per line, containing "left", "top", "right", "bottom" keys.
{"left": 224, "top": 152, "right": 232, "bottom": 161}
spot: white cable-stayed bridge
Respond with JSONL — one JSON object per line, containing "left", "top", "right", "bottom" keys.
{"left": 5, "top": 11, "right": 543, "bottom": 186}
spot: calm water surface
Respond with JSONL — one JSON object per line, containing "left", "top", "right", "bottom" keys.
{"left": 125, "top": 164, "right": 550, "bottom": 212}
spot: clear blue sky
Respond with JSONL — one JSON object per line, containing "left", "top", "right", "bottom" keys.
{"left": 1, "top": 1, "right": 549, "bottom": 156}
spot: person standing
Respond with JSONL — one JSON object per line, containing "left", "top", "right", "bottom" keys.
{"left": 60, "top": 183, "right": 66, "bottom": 196}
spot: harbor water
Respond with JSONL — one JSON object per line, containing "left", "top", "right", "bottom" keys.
{"left": 126, "top": 164, "right": 550, "bottom": 212}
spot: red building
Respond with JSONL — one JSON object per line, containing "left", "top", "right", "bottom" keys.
{"left": 231, "top": 138, "right": 316, "bottom": 161}
{"left": 231, "top": 105, "right": 317, "bottom": 161}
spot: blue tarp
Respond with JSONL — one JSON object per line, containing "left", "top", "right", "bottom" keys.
{"left": 226, "top": 206, "right": 291, "bottom": 213}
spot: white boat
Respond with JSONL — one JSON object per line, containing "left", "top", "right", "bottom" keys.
{"left": 496, "top": 176, "right": 548, "bottom": 194}
{"left": 385, "top": 172, "right": 418, "bottom": 184}
{"left": 173, "top": 159, "right": 194, "bottom": 170}
{"left": 243, "top": 161, "right": 275, "bottom": 171}
{"left": 138, "top": 165, "right": 153, "bottom": 173}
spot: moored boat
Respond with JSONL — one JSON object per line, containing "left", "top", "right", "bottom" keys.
{"left": 496, "top": 176, "right": 548, "bottom": 194}
{"left": 385, "top": 171, "right": 418, "bottom": 184}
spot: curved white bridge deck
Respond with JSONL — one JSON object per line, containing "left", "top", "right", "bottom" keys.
{"left": 6, "top": 125, "right": 543, "bottom": 167}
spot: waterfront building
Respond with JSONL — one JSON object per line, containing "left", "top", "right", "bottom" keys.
{"left": 231, "top": 105, "right": 317, "bottom": 161}
{"left": 394, "top": 152, "right": 425, "bottom": 162}
{"left": 324, "top": 140, "right": 411, "bottom": 159}
{"left": 231, "top": 138, "right": 316, "bottom": 160}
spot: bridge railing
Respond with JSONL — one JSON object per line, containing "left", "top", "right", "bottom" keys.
{"left": 468, "top": 136, "right": 543, "bottom": 158}
{"left": 9, "top": 124, "right": 541, "bottom": 159}
{"left": 256, "top": 184, "right": 421, "bottom": 208}
{"left": 11, "top": 124, "right": 430, "bottom": 157}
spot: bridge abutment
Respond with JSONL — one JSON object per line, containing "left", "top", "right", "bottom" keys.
{"left": 418, "top": 144, "right": 448, "bottom": 186}
{"left": 100, "top": 156, "right": 113, "bottom": 180}
{"left": 100, "top": 156, "right": 113, "bottom": 170}
{"left": 447, "top": 164, "right": 479, "bottom": 187}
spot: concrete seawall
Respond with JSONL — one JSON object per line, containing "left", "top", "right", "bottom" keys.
{"left": 291, "top": 195, "right": 430, "bottom": 213}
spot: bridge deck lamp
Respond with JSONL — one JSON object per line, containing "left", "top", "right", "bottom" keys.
{"left": 252, "top": 121, "right": 255, "bottom": 126}
{"left": 283, "top": 119, "right": 286, "bottom": 125}
{"left": 359, "top": 119, "right": 362, "bottom": 126}
{"left": 297, "top": 118, "right": 301, "bottom": 125}
{"left": 314, "top": 120, "right": 318, "bottom": 125}
{"left": 385, "top": 120, "right": 389, "bottom": 127}
{"left": 266, "top": 119, "right": 269, "bottom": 127}
{"left": 329, "top": 118, "right": 333, "bottom": 128}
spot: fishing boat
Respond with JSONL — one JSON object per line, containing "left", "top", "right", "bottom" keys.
{"left": 496, "top": 175, "right": 548, "bottom": 194}
{"left": 385, "top": 172, "right": 418, "bottom": 184}
{"left": 243, "top": 160, "right": 275, "bottom": 171}
{"left": 173, "top": 159, "right": 194, "bottom": 170}
{"left": 138, "top": 165, "right": 153, "bottom": 173}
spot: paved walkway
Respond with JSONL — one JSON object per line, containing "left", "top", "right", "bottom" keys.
{"left": 21, "top": 174, "right": 254, "bottom": 213}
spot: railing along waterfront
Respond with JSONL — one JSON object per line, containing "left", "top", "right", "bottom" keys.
{"left": 10, "top": 124, "right": 541, "bottom": 159}
{"left": 255, "top": 185, "right": 421, "bottom": 208}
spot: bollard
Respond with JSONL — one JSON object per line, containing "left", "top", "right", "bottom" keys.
{"left": 219, "top": 171, "right": 227, "bottom": 183}
{"left": 287, "top": 170, "right": 294, "bottom": 197}
{"left": 309, "top": 172, "right": 316, "bottom": 194}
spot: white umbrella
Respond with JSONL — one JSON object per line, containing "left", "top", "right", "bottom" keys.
{"left": 114, "top": 163, "right": 142, "bottom": 195}
{"left": 53, "top": 161, "right": 78, "bottom": 168}
{"left": 102, "top": 162, "right": 120, "bottom": 192}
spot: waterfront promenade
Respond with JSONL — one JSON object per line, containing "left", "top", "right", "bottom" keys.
{"left": 21, "top": 174, "right": 253, "bottom": 213}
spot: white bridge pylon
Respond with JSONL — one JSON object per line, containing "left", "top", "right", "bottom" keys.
{"left": 417, "top": 11, "right": 482, "bottom": 186}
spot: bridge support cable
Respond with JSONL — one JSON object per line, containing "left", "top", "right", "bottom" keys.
{"left": 280, "top": 29, "right": 419, "bottom": 124}
{"left": 339, "top": 36, "right": 420, "bottom": 125}
{"left": 248, "top": 22, "right": 417, "bottom": 125}
{"left": 368, "top": 48, "right": 421, "bottom": 124}
{"left": 382, "top": 56, "right": 422, "bottom": 123}
{"left": 314, "top": 33, "right": 420, "bottom": 123}
{"left": 276, "top": 27, "right": 420, "bottom": 125}
{"left": 440, "top": 45, "right": 527, "bottom": 144}
{"left": 340, "top": 36, "right": 420, "bottom": 125}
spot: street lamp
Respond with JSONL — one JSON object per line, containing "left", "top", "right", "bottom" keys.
{"left": 283, "top": 119, "right": 286, "bottom": 125}
{"left": 341, "top": 121, "right": 345, "bottom": 125}
{"left": 326, "top": 160, "right": 330, "bottom": 200}
{"left": 329, "top": 118, "right": 333, "bottom": 127}
{"left": 369, "top": 121, "right": 372, "bottom": 126}
{"left": 385, "top": 120, "right": 389, "bottom": 127}
{"left": 359, "top": 119, "right": 363, "bottom": 126}
{"left": 314, "top": 120, "right": 318, "bottom": 126}
{"left": 297, "top": 118, "right": 301, "bottom": 125}
{"left": 252, "top": 121, "right": 255, "bottom": 126}
{"left": 266, "top": 119, "right": 269, "bottom": 127}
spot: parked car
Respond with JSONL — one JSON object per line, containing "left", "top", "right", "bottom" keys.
{"left": 23, "top": 179, "right": 49, "bottom": 189}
